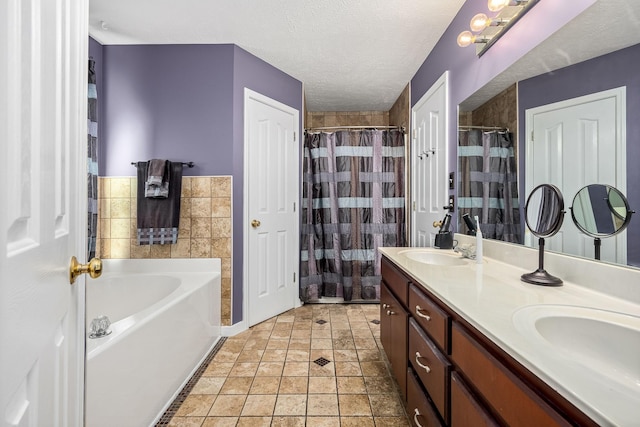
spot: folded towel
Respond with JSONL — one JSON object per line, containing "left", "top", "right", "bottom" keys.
{"left": 136, "top": 161, "right": 183, "bottom": 245}
{"left": 145, "top": 159, "right": 170, "bottom": 198}
{"left": 146, "top": 159, "right": 167, "bottom": 186}
{"left": 145, "top": 181, "right": 169, "bottom": 198}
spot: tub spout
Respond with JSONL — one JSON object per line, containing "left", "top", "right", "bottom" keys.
{"left": 89, "top": 315, "right": 112, "bottom": 339}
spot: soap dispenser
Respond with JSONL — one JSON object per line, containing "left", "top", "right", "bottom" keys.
{"left": 475, "top": 215, "right": 483, "bottom": 264}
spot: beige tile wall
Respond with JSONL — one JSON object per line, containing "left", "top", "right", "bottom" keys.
{"left": 97, "top": 176, "right": 233, "bottom": 326}
{"left": 388, "top": 84, "right": 410, "bottom": 131}
{"left": 305, "top": 111, "right": 390, "bottom": 128}
{"left": 459, "top": 83, "right": 518, "bottom": 154}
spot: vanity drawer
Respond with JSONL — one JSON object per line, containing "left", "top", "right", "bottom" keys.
{"left": 409, "top": 284, "right": 450, "bottom": 352}
{"left": 382, "top": 256, "right": 410, "bottom": 306}
{"left": 451, "top": 371, "right": 499, "bottom": 427}
{"left": 451, "top": 322, "right": 571, "bottom": 427}
{"left": 409, "top": 318, "right": 451, "bottom": 424}
{"left": 407, "top": 367, "right": 445, "bottom": 427}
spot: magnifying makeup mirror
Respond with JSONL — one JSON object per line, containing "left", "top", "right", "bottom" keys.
{"left": 521, "top": 184, "right": 565, "bottom": 286}
{"left": 570, "top": 184, "right": 635, "bottom": 260}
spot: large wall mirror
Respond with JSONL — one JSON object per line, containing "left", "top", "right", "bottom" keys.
{"left": 457, "top": 1, "right": 640, "bottom": 269}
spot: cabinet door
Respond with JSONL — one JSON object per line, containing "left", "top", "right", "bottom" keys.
{"left": 451, "top": 372, "right": 499, "bottom": 427}
{"left": 452, "top": 323, "right": 571, "bottom": 427}
{"left": 381, "top": 282, "right": 408, "bottom": 400}
{"left": 380, "top": 283, "right": 393, "bottom": 362}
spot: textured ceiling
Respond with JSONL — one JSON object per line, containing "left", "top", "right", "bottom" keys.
{"left": 89, "top": 0, "right": 466, "bottom": 111}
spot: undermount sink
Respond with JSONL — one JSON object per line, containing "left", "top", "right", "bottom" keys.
{"left": 512, "top": 305, "right": 640, "bottom": 393}
{"left": 399, "top": 249, "right": 468, "bottom": 266}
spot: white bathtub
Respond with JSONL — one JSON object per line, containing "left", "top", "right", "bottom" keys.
{"left": 85, "top": 258, "right": 221, "bottom": 427}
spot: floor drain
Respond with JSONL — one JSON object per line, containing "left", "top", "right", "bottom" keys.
{"left": 370, "top": 319, "right": 380, "bottom": 325}
{"left": 315, "top": 319, "right": 327, "bottom": 325}
{"left": 313, "top": 357, "right": 331, "bottom": 367}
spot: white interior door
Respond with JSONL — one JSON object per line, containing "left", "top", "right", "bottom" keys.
{"left": 412, "top": 72, "right": 449, "bottom": 247}
{"left": 526, "top": 87, "right": 626, "bottom": 263}
{"left": 244, "top": 89, "right": 299, "bottom": 327}
{"left": 0, "top": 0, "right": 87, "bottom": 426}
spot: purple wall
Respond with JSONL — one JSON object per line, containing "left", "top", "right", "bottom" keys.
{"left": 519, "top": 43, "right": 640, "bottom": 267}
{"left": 101, "top": 44, "right": 235, "bottom": 177}
{"left": 231, "top": 45, "right": 303, "bottom": 323}
{"left": 96, "top": 41, "right": 303, "bottom": 324}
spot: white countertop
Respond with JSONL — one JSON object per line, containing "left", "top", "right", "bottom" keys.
{"left": 379, "top": 238, "right": 640, "bottom": 427}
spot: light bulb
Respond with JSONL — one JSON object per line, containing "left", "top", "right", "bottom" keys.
{"left": 488, "top": 0, "right": 510, "bottom": 12}
{"left": 457, "top": 31, "right": 475, "bottom": 48}
{"left": 470, "top": 13, "right": 490, "bottom": 32}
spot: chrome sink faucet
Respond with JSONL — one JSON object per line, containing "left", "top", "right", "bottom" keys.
{"left": 454, "top": 243, "right": 476, "bottom": 259}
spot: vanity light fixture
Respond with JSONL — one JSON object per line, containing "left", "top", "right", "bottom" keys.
{"left": 456, "top": 31, "right": 489, "bottom": 48}
{"left": 469, "top": 13, "right": 509, "bottom": 32}
{"left": 457, "top": 0, "right": 539, "bottom": 56}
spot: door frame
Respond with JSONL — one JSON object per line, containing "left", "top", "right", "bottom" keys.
{"left": 242, "top": 88, "right": 300, "bottom": 328}
{"left": 525, "top": 87, "right": 627, "bottom": 258}
{"left": 410, "top": 71, "right": 449, "bottom": 246}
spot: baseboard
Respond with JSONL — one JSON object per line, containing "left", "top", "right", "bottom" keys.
{"left": 221, "top": 320, "right": 248, "bottom": 337}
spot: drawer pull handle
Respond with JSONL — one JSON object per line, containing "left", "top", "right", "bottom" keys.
{"left": 413, "top": 408, "right": 425, "bottom": 427}
{"left": 415, "top": 305, "right": 431, "bottom": 321}
{"left": 387, "top": 310, "right": 396, "bottom": 316}
{"left": 415, "top": 352, "right": 431, "bottom": 373}
{"left": 382, "top": 303, "right": 389, "bottom": 309}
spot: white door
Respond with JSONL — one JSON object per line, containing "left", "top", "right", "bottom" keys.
{"left": 0, "top": 0, "right": 88, "bottom": 426}
{"left": 412, "top": 72, "right": 449, "bottom": 247}
{"left": 244, "top": 89, "right": 299, "bottom": 327}
{"left": 526, "top": 87, "right": 626, "bottom": 263}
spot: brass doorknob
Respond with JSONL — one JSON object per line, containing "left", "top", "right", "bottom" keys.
{"left": 69, "top": 256, "right": 102, "bottom": 285}
{"left": 433, "top": 220, "right": 443, "bottom": 228}
{"left": 251, "top": 219, "right": 261, "bottom": 228}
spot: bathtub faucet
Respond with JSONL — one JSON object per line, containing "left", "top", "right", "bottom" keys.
{"left": 89, "top": 315, "right": 112, "bottom": 339}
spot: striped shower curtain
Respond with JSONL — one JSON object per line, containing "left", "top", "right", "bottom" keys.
{"left": 87, "top": 59, "right": 98, "bottom": 258}
{"left": 300, "top": 129, "right": 406, "bottom": 302}
{"left": 458, "top": 129, "right": 520, "bottom": 243}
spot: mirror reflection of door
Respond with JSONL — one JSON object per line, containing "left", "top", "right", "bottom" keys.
{"left": 525, "top": 87, "right": 627, "bottom": 264}
{"left": 572, "top": 184, "right": 632, "bottom": 237}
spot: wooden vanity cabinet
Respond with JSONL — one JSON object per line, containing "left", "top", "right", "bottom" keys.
{"left": 380, "top": 254, "right": 600, "bottom": 427}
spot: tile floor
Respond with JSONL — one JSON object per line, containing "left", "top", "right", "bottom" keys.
{"left": 168, "top": 303, "right": 411, "bottom": 426}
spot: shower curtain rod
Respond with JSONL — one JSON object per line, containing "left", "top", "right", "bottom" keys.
{"left": 305, "top": 125, "right": 405, "bottom": 133}
{"left": 131, "top": 161, "right": 195, "bottom": 168}
{"left": 458, "top": 125, "right": 509, "bottom": 132}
